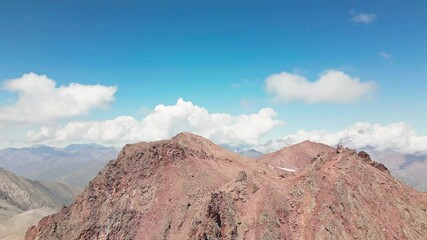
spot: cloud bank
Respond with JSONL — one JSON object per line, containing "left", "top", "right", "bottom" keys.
{"left": 0, "top": 73, "right": 117, "bottom": 124}
{"left": 259, "top": 122, "right": 427, "bottom": 155}
{"left": 265, "top": 70, "right": 376, "bottom": 104}
{"left": 27, "top": 98, "right": 283, "bottom": 146}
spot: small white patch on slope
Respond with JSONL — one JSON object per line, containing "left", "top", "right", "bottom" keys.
{"left": 277, "top": 167, "right": 296, "bottom": 172}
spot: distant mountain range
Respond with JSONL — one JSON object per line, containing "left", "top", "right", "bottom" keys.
{"left": 0, "top": 144, "right": 119, "bottom": 188}
{"left": 0, "top": 167, "right": 79, "bottom": 240}
{"left": 221, "top": 145, "right": 264, "bottom": 158}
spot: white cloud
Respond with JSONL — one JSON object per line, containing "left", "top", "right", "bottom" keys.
{"left": 265, "top": 70, "right": 376, "bottom": 104}
{"left": 27, "top": 98, "right": 283, "bottom": 146}
{"left": 350, "top": 11, "right": 376, "bottom": 24}
{"left": 378, "top": 51, "right": 391, "bottom": 59}
{"left": 258, "top": 122, "right": 427, "bottom": 155}
{"left": 0, "top": 73, "right": 117, "bottom": 124}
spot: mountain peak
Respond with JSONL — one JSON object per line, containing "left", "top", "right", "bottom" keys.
{"left": 259, "top": 140, "right": 335, "bottom": 170}
{"left": 290, "top": 139, "right": 333, "bottom": 149}
{"left": 64, "top": 143, "right": 108, "bottom": 151}
{"left": 119, "top": 132, "right": 233, "bottom": 163}
{"left": 172, "top": 131, "right": 201, "bottom": 139}
{"left": 25, "top": 137, "right": 427, "bottom": 240}
{"left": 172, "top": 132, "right": 215, "bottom": 147}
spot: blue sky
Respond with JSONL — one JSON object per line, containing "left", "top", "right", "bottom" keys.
{"left": 0, "top": 1, "right": 426, "bottom": 151}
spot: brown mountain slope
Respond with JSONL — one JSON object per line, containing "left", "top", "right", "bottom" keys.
{"left": 26, "top": 133, "right": 427, "bottom": 240}
{"left": 258, "top": 140, "right": 335, "bottom": 171}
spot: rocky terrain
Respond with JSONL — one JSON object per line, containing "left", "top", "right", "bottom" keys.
{"left": 0, "top": 168, "right": 79, "bottom": 240}
{"left": 228, "top": 142, "right": 427, "bottom": 192}
{"left": 26, "top": 133, "right": 427, "bottom": 239}
{"left": 0, "top": 144, "right": 119, "bottom": 187}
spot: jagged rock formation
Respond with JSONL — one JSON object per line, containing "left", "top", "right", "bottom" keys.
{"left": 26, "top": 133, "right": 427, "bottom": 240}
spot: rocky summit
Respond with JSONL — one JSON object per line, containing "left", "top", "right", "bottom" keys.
{"left": 26, "top": 133, "right": 427, "bottom": 240}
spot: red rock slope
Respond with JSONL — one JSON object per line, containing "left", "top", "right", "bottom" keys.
{"left": 26, "top": 133, "right": 427, "bottom": 240}
{"left": 258, "top": 140, "right": 335, "bottom": 171}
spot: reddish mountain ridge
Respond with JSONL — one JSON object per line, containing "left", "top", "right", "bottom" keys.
{"left": 26, "top": 133, "right": 427, "bottom": 239}
{"left": 258, "top": 140, "right": 335, "bottom": 171}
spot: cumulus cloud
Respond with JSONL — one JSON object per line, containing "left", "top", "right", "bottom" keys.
{"left": 265, "top": 70, "right": 376, "bottom": 104}
{"left": 350, "top": 11, "right": 376, "bottom": 24}
{"left": 258, "top": 122, "right": 427, "bottom": 155}
{"left": 0, "top": 73, "right": 117, "bottom": 124}
{"left": 27, "top": 98, "right": 283, "bottom": 146}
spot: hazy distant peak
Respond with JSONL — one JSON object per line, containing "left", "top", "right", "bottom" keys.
{"left": 64, "top": 143, "right": 113, "bottom": 152}
{"left": 0, "top": 143, "right": 119, "bottom": 188}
